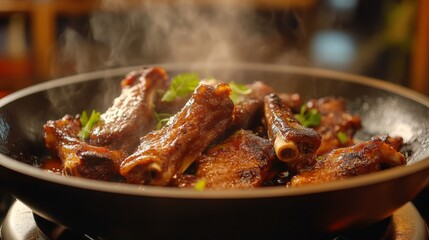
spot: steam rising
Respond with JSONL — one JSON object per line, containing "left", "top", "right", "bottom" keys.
{"left": 49, "top": 1, "right": 310, "bottom": 116}
{"left": 56, "top": 0, "right": 308, "bottom": 75}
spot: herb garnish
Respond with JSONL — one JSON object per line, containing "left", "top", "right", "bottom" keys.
{"left": 294, "top": 105, "right": 321, "bottom": 127}
{"left": 78, "top": 110, "right": 101, "bottom": 139}
{"left": 337, "top": 131, "right": 348, "bottom": 145}
{"left": 160, "top": 73, "right": 252, "bottom": 105}
{"left": 194, "top": 179, "right": 206, "bottom": 191}
{"left": 155, "top": 112, "right": 173, "bottom": 130}
{"left": 229, "top": 82, "right": 252, "bottom": 104}
{"left": 161, "top": 73, "right": 200, "bottom": 102}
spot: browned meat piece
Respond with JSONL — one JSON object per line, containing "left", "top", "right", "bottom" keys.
{"left": 232, "top": 98, "right": 262, "bottom": 130}
{"left": 289, "top": 136, "right": 406, "bottom": 187}
{"left": 89, "top": 67, "right": 169, "bottom": 153}
{"left": 278, "top": 93, "right": 302, "bottom": 113}
{"left": 264, "top": 93, "right": 321, "bottom": 164}
{"left": 247, "top": 81, "right": 274, "bottom": 99}
{"left": 307, "top": 97, "right": 361, "bottom": 156}
{"left": 120, "top": 83, "right": 234, "bottom": 185}
{"left": 193, "top": 130, "right": 276, "bottom": 189}
{"left": 377, "top": 134, "right": 404, "bottom": 151}
{"left": 72, "top": 144, "right": 126, "bottom": 181}
{"left": 44, "top": 115, "right": 126, "bottom": 181}
{"left": 170, "top": 174, "right": 197, "bottom": 188}
{"left": 44, "top": 115, "right": 81, "bottom": 156}
{"left": 231, "top": 81, "right": 273, "bottom": 130}
{"left": 155, "top": 97, "right": 189, "bottom": 118}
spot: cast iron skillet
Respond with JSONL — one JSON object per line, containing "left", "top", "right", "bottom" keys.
{"left": 0, "top": 63, "right": 428, "bottom": 239}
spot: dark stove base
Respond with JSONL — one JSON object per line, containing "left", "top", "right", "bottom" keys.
{"left": 1, "top": 200, "right": 428, "bottom": 240}
{"left": 0, "top": 201, "right": 98, "bottom": 240}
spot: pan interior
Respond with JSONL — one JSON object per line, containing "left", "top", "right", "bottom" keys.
{"left": 0, "top": 63, "right": 428, "bottom": 195}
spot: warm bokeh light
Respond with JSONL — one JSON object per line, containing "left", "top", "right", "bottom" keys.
{"left": 0, "top": 0, "right": 427, "bottom": 94}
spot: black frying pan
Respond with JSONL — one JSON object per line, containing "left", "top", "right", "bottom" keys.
{"left": 0, "top": 63, "right": 428, "bottom": 239}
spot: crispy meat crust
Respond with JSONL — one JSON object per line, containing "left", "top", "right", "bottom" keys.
{"left": 290, "top": 137, "right": 406, "bottom": 187}
{"left": 195, "top": 130, "right": 276, "bottom": 189}
{"left": 89, "top": 67, "right": 169, "bottom": 154}
{"left": 119, "top": 83, "right": 234, "bottom": 185}
{"left": 264, "top": 93, "right": 321, "bottom": 165}
{"left": 44, "top": 115, "right": 126, "bottom": 181}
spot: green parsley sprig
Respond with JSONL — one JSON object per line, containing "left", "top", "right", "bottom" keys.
{"left": 160, "top": 72, "right": 253, "bottom": 106}
{"left": 229, "top": 82, "right": 252, "bottom": 104}
{"left": 78, "top": 110, "right": 101, "bottom": 139}
{"left": 294, "top": 105, "right": 321, "bottom": 128}
{"left": 161, "top": 73, "right": 200, "bottom": 102}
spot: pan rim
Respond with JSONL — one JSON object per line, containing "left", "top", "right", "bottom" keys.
{"left": 1, "top": 62, "right": 429, "bottom": 199}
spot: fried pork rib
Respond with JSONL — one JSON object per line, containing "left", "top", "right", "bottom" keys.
{"left": 307, "top": 97, "right": 362, "bottom": 156}
{"left": 44, "top": 115, "right": 126, "bottom": 181}
{"left": 289, "top": 136, "right": 406, "bottom": 187}
{"left": 120, "top": 83, "right": 234, "bottom": 185}
{"left": 264, "top": 93, "right": 321, "bottom": 164}
{"left": 278, "top": 93, "right": 302, "bottom": 113}
{"left": 231, "top": 81, "right": 273, "bottom": 130}
{"left": 89, "top": 67, "right": 169, "bottom": 153}
{"left": 193, "top": 130, "right": 276, "bottom": 189}
{"left": 43, "top": 65, "right": 408, "bottom": 189}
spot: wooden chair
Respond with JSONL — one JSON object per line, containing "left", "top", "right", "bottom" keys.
{"left": 411, "top": 0, "right": 429, "bottom": 95}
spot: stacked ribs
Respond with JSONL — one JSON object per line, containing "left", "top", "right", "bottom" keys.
{"left": 44, "top": 67, "right": 406, "bottom": 189}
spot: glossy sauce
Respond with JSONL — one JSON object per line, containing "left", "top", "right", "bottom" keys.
{"left": 40, "top": 156, "right": 63, "bottom": 174}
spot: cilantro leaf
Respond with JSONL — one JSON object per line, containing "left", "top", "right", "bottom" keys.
{"left": 78, "top": 110, "right": 101, "bottom": 139}
{"left": 294, "top": 105, "right": 321, "bottom": 127}
{"left": 162, "top": 73, "right": 200, "bottom": 102}
{"left": 229, "top": 82, "right": 252, "bottom": 104}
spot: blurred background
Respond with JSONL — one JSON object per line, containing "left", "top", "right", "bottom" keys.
{"left": 0, "top": 0, "right": 428, "bottom": 96}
